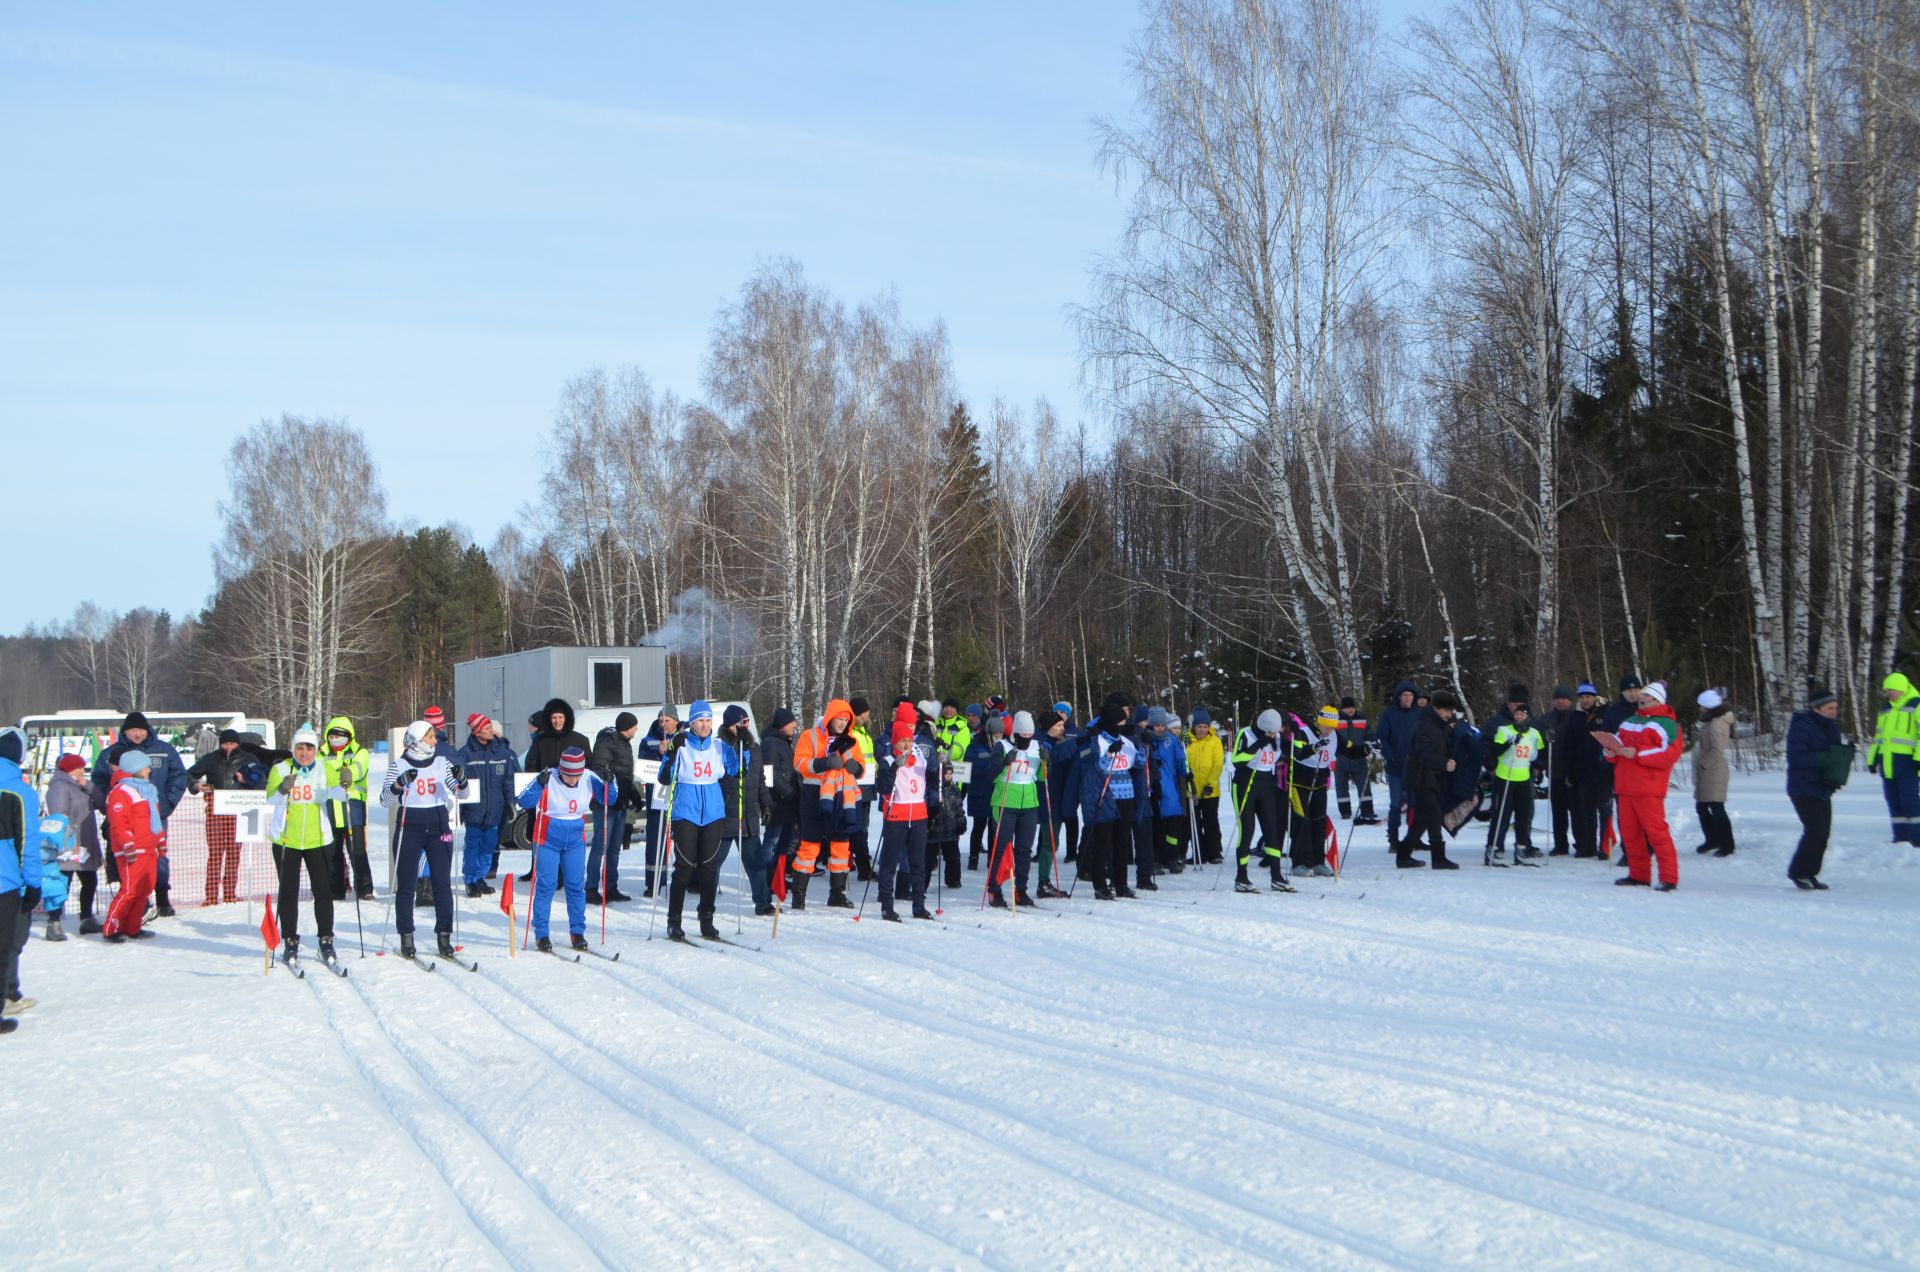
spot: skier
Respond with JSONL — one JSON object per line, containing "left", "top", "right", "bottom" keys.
{"left": 1375, "top": 682, "right": 1420, "bottom": 853}
{"left": 1785, "top": 685, "right": 1847, "bottom": 890}
{"left": 264, "top": 725, "right": 347, "bottom": 970}
{"left": 1229, "top": 710, "right": 1290, "bottom": 892}
{"left": 378, "top": 721, "right": 467, "bottom": 960}
{"left": 1333, "top": 697, "right": 1376, "bottom": 825}
{"left": 1400, "top": 693, "right": 1459, "bottom": 869}
{"left": 1283, "top": 708, "right": 1337, "bottom": 876}
{"left": 662, "top": 701, "right": 742, "bottom": 940}
{"left": 759, "top": 708, "right": 800, "bottom": 912}
{"left": 983, "top": 710, "right": 1045, "bottom": 908}
{"left": 634, "top": 708, "right": 679, "bottom": 897}
{"left": 1486, "top": 696, "right": 1543, "bottom": 863}
{"left": 514, "top": 745, "right": 609, "bottom": 952}
{"left": 0, "top": 729, "right": 41, "bottom": 1027}
{"left": 43, "top": 754, "right": 101, "bottom": 936}
{"left": 89, "top": 711, "right": 186, "bottom": 918}
{"left": 1867, "top": 672, "right": 1920, "bottom": 847}
{"left": 102, "top": 749, "right": 166, "bottom": 938}
{"left": 1606, "top": 682, "right": 1684, "bottom": 890}
{"left": 1692, "top": 689, "right": 1737, "bottom": 857}
{"left": 874, "top": 705, "right": 937, "bottom": 921}
{"left": 586, "top": 712, "right": 643, "bottom": 904}
{"left": 1071, "top": 697, "right": 1139, "bottom": 900}
{"left": 1145, "top": 708, "right": 1190, "bottom": 877}
{"left": 1033, "top": 710, "right": 1071, "bottom": 897}
{"left": 964, "top": 717, "right": 1004, "bottom": 871}
{"left": 1534, "top": 687, "right": 1576, "bottom": 854}
{"left": 1186, "top": 709, "right": 1224, "bottom": 863}
{"left": 791, "top": 698, "right": 866, "bottom": 910}
{"left": 314, "top": 718, "right": 373, "bottom": 901}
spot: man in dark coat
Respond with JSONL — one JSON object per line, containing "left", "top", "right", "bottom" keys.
{"left": 1400, "top": 692, "right": 1461, "bottom": 869}
{"left": 759, "top": 708, "right": 800, "bottom": 903}
{"left": 91, "top": 711, "right": 189, "bottom": 916}
{"left": 635, "top": 708, "right": 681, "bottom": 897}
{"left": 587, "top": 712, "right": 644, "bottom": 903}
{"left": 1375, "top": 680, "right": 1420, "bottom": 852}
{"left": 717, "top": 704, "right": 769, "bottom": 914}
{"left": 1533, "top": 685, "right": 1576, "bottom": 854}
{"left": 516, "top": 698, "right": 591, "bottom": 883}
{"left": 1560, "top": 682, "right": 1612, "bottom": 857}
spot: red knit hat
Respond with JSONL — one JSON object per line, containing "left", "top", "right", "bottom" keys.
{"left": 424, "top": 706, "right": 446, "bottom": 728}
{"left": 57, "top": 753, "right": 86, "bottom": 773}
{"left": 891, "top": 721, "right": 915, "bottom": 748}
{"left": 558, "top": 747, "right": 587, "bottom": 777}
{"left": 466, "top": 712, "right": 488, "bottom": 734}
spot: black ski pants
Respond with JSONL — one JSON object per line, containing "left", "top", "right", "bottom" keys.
{"left": 273, "top": 844, "right": 335, "bottom": 944}
{"left": 669, "top": 819, "right": 726, "bottom": 930}
{"left": 1788, "top": 795, "right": 1831, "bottom": 880}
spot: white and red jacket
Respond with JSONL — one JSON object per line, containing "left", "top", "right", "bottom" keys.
{"left": 1608, "top": 703, "right": 1683, "bottom": 798}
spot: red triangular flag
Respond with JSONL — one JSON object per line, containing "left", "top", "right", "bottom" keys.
{"left": 771, "top": 854, "right": 788, "bottom": 902}
{"left": 993, "top": 844, "right": 1015, "bottom": 886}
{"left": 499, "top": 872, "right": 515, "bottom": 916}
{"left": 261, "top": 900, "right": 280, "bottom": 951}
{"left": 1325, "top": 817, "right": 1340, "bottom": 872}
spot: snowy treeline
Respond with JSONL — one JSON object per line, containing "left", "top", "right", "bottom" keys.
{"left": 3, "top": 0, "right": 1914, "bottom": 739}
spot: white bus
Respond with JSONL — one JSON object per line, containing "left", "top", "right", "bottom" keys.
{"left": 15, "top": 709, "right": 278, "bottom": 783}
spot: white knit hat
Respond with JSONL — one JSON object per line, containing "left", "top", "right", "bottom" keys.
{"left": 1012, "top": 710, "right": 1035, "bottom": 736}
{"left": 1697, "top": 688, "right": 1724, "bottom": 710}
{"left": 292, "top": 723, "right": 320, "bottom": 748}
{"left": 1641, "top": 682, "right": 1669, "bottom": 706}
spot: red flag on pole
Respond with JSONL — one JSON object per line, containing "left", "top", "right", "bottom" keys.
{"left": 261, "top": 899, "right": 280, "bottom": 951}
{"left": 771, "top": 854, "right": 788, "bottom": 902}
{"left": 1326, "top": 817, "right": 1340, "bottom": 872}
{"left": 498, "top": 872, "right": 514, "bottom": 915}
{"left": 992, "top": 844, "right": 1015, "bottom": 887}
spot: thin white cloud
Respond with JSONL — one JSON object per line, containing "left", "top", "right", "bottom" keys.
{"left": 0, "top": 27, "right": 1102, "bottom": 188}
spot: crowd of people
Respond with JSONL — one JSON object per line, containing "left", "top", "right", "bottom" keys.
{"left": 0, "top": 667, "right": 1914, "bottom": 1033}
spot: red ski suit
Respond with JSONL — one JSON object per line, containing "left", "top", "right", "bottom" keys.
{"left": 1607, "top": 703, "right": 1683, "bottom": 885}
{"left": 105, "top": 773, "right": 166, "bottom": 936}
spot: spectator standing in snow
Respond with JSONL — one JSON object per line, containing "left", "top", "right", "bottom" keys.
{"left": 1185, "top": 709, "right": 1224, "bottom": 863}
{"left": 0, "top": 728, "right": 43, "bottom": 1025}
{"left": 1534, "top": 686, "right": 1576, "bottom": 854}
{"left": 1376, "top": 681, "right": 1420, "bottom": 853}
{"left": 875, "top": 705, "right": 937, "bottom": 921}
{"left": 44, "top": 754, "right": 101, "bottom": 935}
{"left": 758, "top": 708, "right": 800, "bottom": 910}
{"left": 715, "top": 703, "right": 764, "bottom": 911}
{"left": 321, "top": 718, "right": 374, "bottom": 901}
{"left": 586, "top": 712, "right": 643, "bottom": 905}
{"left": 1035, "top": 710, "right": 1072, "bottom": 896}
{"left": 964, "top": 718, "right": 1002, "bottom": 871}
{"left": 1562, "top": 683, "right": 1611, "bottom": 858}
{"left": 90, "top": 711, "right": 186, "bottom": 918}
{"left": 186, "top": 728, "right": 254, "bottom": 905}
{"left": 1606, "top": 682, "right": 1684, "bottom": 890}
{"left": 790, "top": 699, "right": 865, "bottom": 910}
{"left": 1867, "top": 673, "right": 1920, "bottom": 847}
{"left": 634, "top": 709, "right": 679, "bottom": 897}
{"left": 1145, "top": 708, "right": 1190, "bottom": 876}
{"left": 102, "top": 750, "right": 165, "bottom": 939}
{"left": 1785, "top": 686, "right": 1848, "bottom": 890}
{"left": 1332, "top": 697, "right": 1376, "bottom": 826}
{"left": 847, "top": 699, "right": 877, "bottom": 882}
{"left": 458, "top": 715, "right": 519, "bottom": 899}
{"left": 1401, "top": 692, "right": 1460, "bottom": 870}
{"left": 1691, "top": 689, "right": 1738, "bottom": 857}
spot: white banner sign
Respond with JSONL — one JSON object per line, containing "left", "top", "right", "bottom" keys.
{"left": 211, "top": 789, "right": 276, "bottom": 843}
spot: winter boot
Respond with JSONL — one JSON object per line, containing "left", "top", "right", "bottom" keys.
{"left": 789, "top": 873, "right": 809, "bottom": 911}
{"left": 1712, "top": 846, "right": 1734, "bottom": 858}
{"left": 1234, "top": 878, "right": 1261, "bottom": 893}
{"left": 571, "top": 933, "right": 590, "bottom": 951}
{"left": 668, "top": 925, "right": 688, "bottom": 941}
{"left": 399, "top": 933, "right": 417, "bottom": 959}
{"left": 1311, "top": 864, "right": 1334, "bottom": 877}
{"left": 1136, "top": 878, "right": 1159, "bottom": 892}
{"left": 1113, "top": 883, "right": 1137, "bottom": 899}
{"left": 1395, "top": 850, "right": 1426, "bottom": 869}
{"left": 826, "top": 874, "right": 855, "bottom": 909}
{"left": 1548, "top": 846, "right": 1571, "bottom": 856}
{"left": 1519, "top": 846, "right": 1543, "bottom": 860}
{"left": 79, "top": 914, "right": 103, "bottom": 935}
{"left": 536, "top": 936, "right": 553, "bottom": 953}
{"left": 1094, "top": 886, "right": 1116, "bottom": 900}
{"left": 988, "top": 890, "right": 1009, "bottom": 909}
{"left": 1036, "top": 882, "right": 1065, "bottom": 899}
{"left": 467, "top": 882, "right": 486, "bottom": 898}
{"left": 1431, "top": 851, "right": 1459, "bottom": 870}
{"left": 437, "top": 932, "right": 456, "bottom": 959}
{"left": 968, "top": 850, "right": 980, "bottom": 872}
{"left": 606, "top": 888, "right": 632, "bottom": 902}
{"left": 282, "top": 935, "right": 300, "bottom": 964}
{"left": 0, "top": 1017, "right": 15, "bottom": 1035}
{"left": 881, "top": 908, "right": 902, "bottom": 922}
{"left": 154, "top": 887, "right": 175, "bottom": 918}
{"left": 1614, "top": 875, "right": 1650, "bottom": 887}
{"left": 478, "top": 880, "right": 496, "bottom": 895}
{"left": 913, "top": 904, "right": 934, "bottom": 919}
{"left": 700, "top": 920, "right": 721, "bottom": 940}
{"left": 318, "top": 936, "right": 337, "bottom": 964}
{"left": 1654, "top": 881, "right": 1679, "bottom": 892}
{"left": 585, "top": 889, "right": 604, "bottom": 905}
{"left": 44, "top": 916, "right": 66, "bottom": 943}
{"left": 1014, "top": 888, "right": 1036, "bottom": 907}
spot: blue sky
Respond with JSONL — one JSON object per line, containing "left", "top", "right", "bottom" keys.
{"left": 1, "top": 3, "right": 1144, "bottom": 626}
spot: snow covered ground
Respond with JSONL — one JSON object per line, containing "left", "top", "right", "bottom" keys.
{"left": 7, "top": 770, "right": 1919, "bottom": 1269}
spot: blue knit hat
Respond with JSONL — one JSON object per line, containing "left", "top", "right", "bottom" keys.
{"left": 1053, "top": 701, "right": 1072, "bottom": 719}
{"left": 1191, "top": 708, "right": 1212, "bottom": 726}
{"left": 965, "top": 703, "right": 982, "bottom": 718}
{"left": 1576, "top": 682, "right": 1598, "bottom": 696}
{"left": 118, "top": 750, "right": 153, "bottom": 775}
{"left": 688, "top": 699, "right": 714, "bottom": 723}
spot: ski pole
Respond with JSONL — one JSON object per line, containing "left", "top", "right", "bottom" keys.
{"left": 383, "top": 796, "right": 407, "bottom": 953}
{"left": 736, "top": 738, "right": 746, "bottom": 934}
{"left": 598, "top": 785, "right": 608, "bottom": 946}
{"left": 647, "top": 755, "right": 678, "bottom": 941}
{"left": 979, "top": 750, "right": 1013, "bottom": 910}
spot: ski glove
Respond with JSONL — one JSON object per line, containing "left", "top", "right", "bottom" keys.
{"left": 394, "top": 768, "right": 418, "bottom": 793}
{"left": 278, "top": 775, "right": 297, "bottom": 795}
{"left": 1107, "top": 739, "right": 1126, "bottom": 755}
{"left": 450, "top": 764, "right": 465, "bottom": 782}
{"left": 816, "top": 754, "right": 845, "bottom": 772}
{"left": 829, "top": 734, "right": 855, "bottom": 755}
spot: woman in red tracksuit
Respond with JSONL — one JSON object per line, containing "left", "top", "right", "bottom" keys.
{"left": 1607, "top": 682, "right": 1685, "bottom": 890}
{"left": 104, "top": 750, "right": 168, "bottom": 939}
